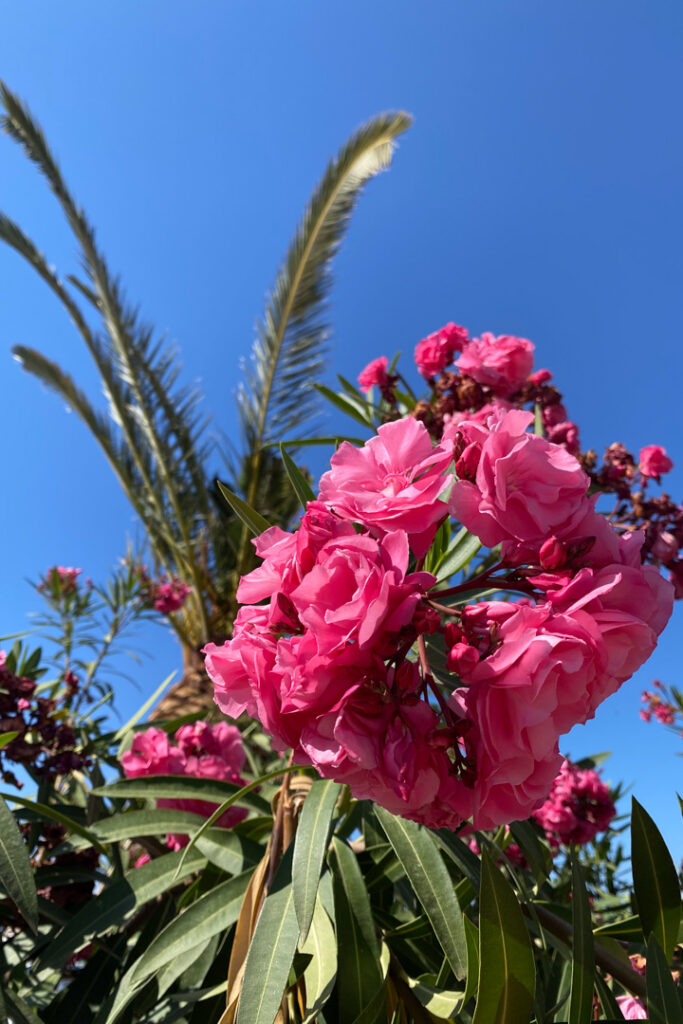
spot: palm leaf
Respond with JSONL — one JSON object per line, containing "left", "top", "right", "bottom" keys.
{"left": 236, "top": 110, "right": 411, "bottom": 571}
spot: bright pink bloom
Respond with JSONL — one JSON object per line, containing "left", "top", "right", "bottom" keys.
{"left": 291, "top": 530, "right": 434, "bottom": 656}
{"left": 152, "top": 579, "right": 192, "bottom": 615}
{"left": 652, "top": 530, "right": 679, "bottom": 562}
{"left": 414, "top": 322, "right": 469, "bottom": 379}
{"left": 319, "top": 417, "right": 452, "bottom": 556}
{"left": 533, "top": 759, "right": 615, "bottom": 847}
{"left": 120, "top": 722, "right": 247, "bottom": 850}
{"left": 639, "top": 444, "right": 673, "bottom": 478}
{"left": 358, "top": 356, "right": 389, "bottom": 393}
{"left": 449, "top": 410, "right": 590, "bottom": 547}
{"left": 616, "top": 996, "right": 648, "bottom": 1019}
{"left": 457, "top": 333, "right": 534, "bottom": 395}
{"left": 56, "top": 566, "right": 82, "bottom": 591}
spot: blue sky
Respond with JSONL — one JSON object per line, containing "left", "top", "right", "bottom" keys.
{"left": 1, "top": 1, "right": 681, "bottom": 855}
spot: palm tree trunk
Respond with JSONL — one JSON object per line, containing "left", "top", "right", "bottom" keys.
{"left": 149, "top": 645, "right": 217, "bottom": 721}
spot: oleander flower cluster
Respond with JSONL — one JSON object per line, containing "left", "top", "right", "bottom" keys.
{"left": 205, "top": 337, "right": 674, "bottom": 830}
{"left": 120, "top": 721, "right": 247, "bottom": 849}
{"left": 532, "top": 758, "right": 615, "bottom": 848}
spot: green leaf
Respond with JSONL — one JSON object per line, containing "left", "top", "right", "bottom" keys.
{"left": 631, "top": 796, "right": 681, "bottom": 957}
{"left": 280, "top": 444, "right": 316, "bottom": 507}
{"left": 83, "top": 808, "right": 206, "bottom": 843}
{"left": 594, "top": 914, "right": 643, "bottom": 941}
{"left": 0, "top": 987, "right": 44, "bottom": 1024}
{"left": 40, "top": 847, "right": 207, "bottom": 969}
{"left": 293, "top": 780, "right": 341, "bottom": 941}
{"left": 175, "top": 764, "right": 302, "bottom": 878}
{"left": 235, "top": 846, "right": 300, "bottom": 1024}
{"left": 375, "top": 806, "right": 467, "bottom": 981}
{"left": 106, "top": 870, "right": 252, "bottom": 1024}
{"left": 594, "top": 973, "right": 624, "bottom": 1020}
{"left": 508, "top": 820, "right": 552, "bottom": 884}
{"left": 646, "top": 933, "right": 683, "bottom": 1024}
{"left": 300, "top": 897, "right": 338, "bottom": 1024}
{"left": 0, "top": 794, "right": 38, "bottom": 933}
{"left": 216, "top": 481, "right": 271, "bottom": 536}
{"left": 434, "top": 527, "right": 482, "bottom": 583}
{"left": 272, "top": 434, "right": 367, "bottom": 449}
{"left": 568, "top": 850, "right": 595, "bottom": 1024}
{"left": 313, "top": 384, "right": 373, "bottom": 428}
{"left": 0, "top": 790, "right": 108, "bottom": 855}
{"left": 434, "top": 829, "right": 482, "bottom": 888}
{"left": 330, "top": 838, "right": 384, "bottom": 1023}
{"left": 114, "top": 671, "right": 177, "bottom": 741}
{"left": 194, "top": 828, "right": 264, "bottom": 875}
{"left": 0, "top": 731, "right": 19, "bottom": 750}
{"left": 93, "top": 774, "right": 271, "bottom": 814}
{"left": 472, "top": 849, "right": 535, "bottom": 1024}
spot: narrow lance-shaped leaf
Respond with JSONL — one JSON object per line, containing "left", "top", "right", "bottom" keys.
{"left": 646, "top": 933, "right": 683, "bottom": 1024}
{"left": 235, "top": 845, "right": 300, "bottom": 1024}
{"left": 0, "top": 794, "right": 38, "bottom": 933}
{"left": 329, "top": 837, "right": 385, "bottom": 1022}
{"left": 292, "top": 779, "right": 341, "bottom": 940}
{"left": 216, "top": 481, "right": 271, "bottom": 537}
{"left": 375, "top": 806, "right": 467, "bottom": 981}
{"left": 568, "top": 849, "right": 595, "bottom": 1024}
{"left": 631, "top": 797, "right": 681, "bottom": 957}
{"left": 106, "top": 870, "right": 252, "bottom": 1024}
{"left": 40, "top": 847, "right": 207, "bottom": 970}
{"left": 472, "top": 849, "right": 536, "bottom": 1024}
{"left": 280, "top": 444, "right": 316, "bottom": 508}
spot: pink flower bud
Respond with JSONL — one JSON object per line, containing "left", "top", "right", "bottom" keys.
{"left": 455, "top": 442, "right": 482, "bottom": 482}
{"left": 413, "top": 604, "right": 441, "bottom": 635}
{"left": 639, "top": 444, "right": 674, "bottom": 478}
{"left": 529, "top": 368, "right": 552, "bottom": 385}
{"left": 444, "top": 622, "right": 463, "bottom": 647}
{"left": 652, "top": 531, "right": 679, "bottom": 563}
{"left": 447, "top": 642, "right": 480, "bottom": 675}
{"left": 539, "top": 536, "right": 566, "bottom": 570}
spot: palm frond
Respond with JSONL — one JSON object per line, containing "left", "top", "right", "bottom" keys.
{"left": 238, "top": 111, "right": 412, "bottom": 459}
{"left": 0, "top": 82, "right": 213, "bottom": 640}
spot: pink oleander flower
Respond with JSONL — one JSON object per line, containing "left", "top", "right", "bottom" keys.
{"left": 616, "top": 996, "right": 648, "bottom": 1020}
{"left": 151, "top": 578, "right": 192, "bottom": 615}
{"left": 319, "top": 416, "right": 452, "bottom": 557}
{"left": 56, "top": 566, "right": 82, "bottom": 591}
{"left": 652, "top": 530, "right": 679, "bottom": 562}
{"left": 442, "top": 400, "right": 512, "bottom": 440}
{"left": 457, "top": 332, "right": 534, "bottom": 396}
{"left": 639, "top": 444, "right": 674, "bottom": 478}
{"left": 449, "top": 409, "right": 590, "bottom": 548}
{"left": 358, "top": 356, "right": 389, "bottom": 393}
{"left": 291, "top": 530, "right": 435, "bottom": 655}
{"left": 120, "top": 722, "right": 248, "bottom": 850}
{"left": 451, "top": 601, "right": 610, "bottom": 828}
{"left": 414, "top": 322, "right": 469, "bottom": 379}
{"left": 533, "top": 759, "right": 616, "bottom": 848}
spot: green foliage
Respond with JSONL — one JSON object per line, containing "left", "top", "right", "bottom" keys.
{"left": 631, "top": 796, "right": 681, "bottom": 957}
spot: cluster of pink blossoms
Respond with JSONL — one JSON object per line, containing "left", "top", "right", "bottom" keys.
{"left": 205, "top": 395, "right": 673, "bottom": 830}
{"left": 135, "top": 571, "right": 192, "bottom": 615}
{"left": 532, "top": 759, "right": 615, "bottom": 848}
{"left": 640, "top": 680, "right": 681, "bottom": 730}
{"left": 121, "top": 721, "right": 247, "bottom": 849}
{"left": 37, "top": 566, "right": 83, "bottom": 595}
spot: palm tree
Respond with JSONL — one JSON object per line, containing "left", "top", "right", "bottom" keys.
{"left": 0, "top": 82, "right": 411, "bottom": 717}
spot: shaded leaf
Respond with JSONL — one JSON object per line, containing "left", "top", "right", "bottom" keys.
{"left": 375, "top": 806, "right": 467, "bottom": 981}
{"left": 632, "top": 797, "right": 681, "bottom": 957}
{"left": 569, "top": 850, "right": 594, "bottom": 1024}
{"left": 0, "top": 794, "right": 38, "bottom": 932}
{"left": 216, "top": 481, "right": 271, "bottom": 537}
{"left": 40, "top": 847, "right": 207, "bottom": 969}
{"left": 472, "top": 850, "right": 535, "bottom": 1024}
{"left": 646, "top": 934, "right": 683, "bottom": 1024}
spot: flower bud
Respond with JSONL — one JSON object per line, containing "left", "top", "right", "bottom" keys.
{"left": 539, "top": 535, "right": 566, "bottom": 570}
{"left": 455, "top": 442, "right": 481, "bottom": 482}
{"left": 447, "top": 642, "right": 480, "bottom": 675}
